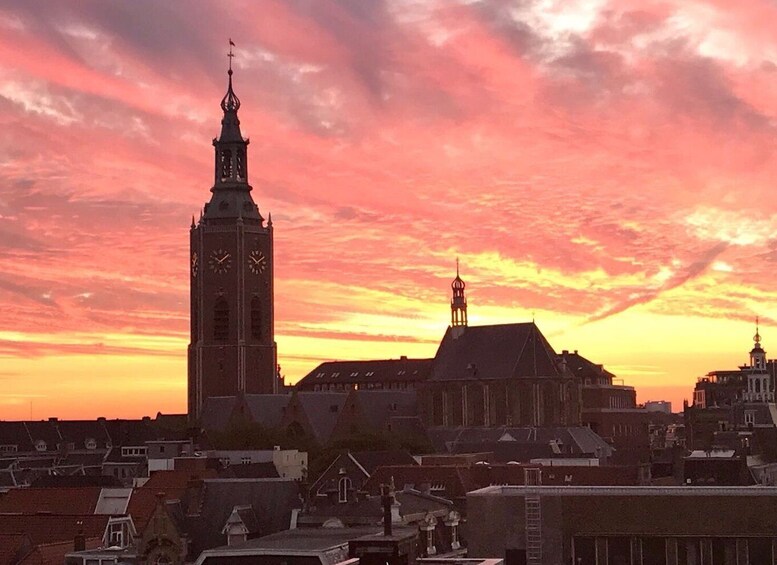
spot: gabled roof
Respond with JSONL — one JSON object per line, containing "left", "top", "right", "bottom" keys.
{"left": 200, "top": 396, "right": 240, "bottom": 431}
{"left": 244, "top": 395, "right": 291, "bottom": 429}
{"left": 0, "top": 486, "right": 101, "bottom": 514}
{"left": 430, "top": 323, "right": 563, "bottom": 381}
{"left": 297, "top": 358, "right": 433, "bottom": 388}
{"left": 347, "top": 390, "right": 417, "bottom": 431}
{"left": 294, "top": 392, "right": 347, "bottom": 444}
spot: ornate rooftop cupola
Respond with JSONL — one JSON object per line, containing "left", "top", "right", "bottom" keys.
{"left": 204, "top": 40, "right": 262, "bottom": 224}
{"left": 451, "top": 258, "right": 467, "bottom": 328}
{"left": 750, "top": 317, "right": 767, "bottom": 371}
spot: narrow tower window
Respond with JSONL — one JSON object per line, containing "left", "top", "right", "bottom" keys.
{"left": 214, "top": 297, "right": 229, "bottom": 341}
{"left": 220, "top": 149, "right": 233, "bottom": 181}
{"left": 251, "top": 295, "right": 262, "bottom": 340}
{"left": 236, "top": 149, "right": 246, "bottom": 180}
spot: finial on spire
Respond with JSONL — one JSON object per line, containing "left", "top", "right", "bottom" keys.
{"left": 191, "top": 215, "right": 195, "bottom": 228}
{"left": 221, "top": 39, "right": 241, "bottom": 113}
{"left": 755, "top": 316, "right": 762, "bottom": 344}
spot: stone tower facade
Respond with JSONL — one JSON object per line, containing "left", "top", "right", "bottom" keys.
{"left": 188, "top": 65, "right": 278, "bottom": 421}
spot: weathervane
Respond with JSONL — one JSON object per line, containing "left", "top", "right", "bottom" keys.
{"left": 228, "top": 38, "right": 235, "bottom": 72}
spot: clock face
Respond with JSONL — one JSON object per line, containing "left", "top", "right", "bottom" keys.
{"left": 191, "top": 252, "right": 199, "bottom": 277}
{"left": 248, "top": 250, "right": 268, "bottom": 275}
{"left": 208, "top": 249, "right": 232, "bottom": 274}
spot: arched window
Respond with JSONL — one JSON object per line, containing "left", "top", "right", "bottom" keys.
{"left": 214, "top": 297, "right": 229, "bottom": 341}
{"left": 251, "top": 296, "right": 262, "bottom": 340}
{"left": 338, "top": 476, "right": 352, "bottom": 503}
{"left": 220, "top": 149, "right": 232, "bottom": 181}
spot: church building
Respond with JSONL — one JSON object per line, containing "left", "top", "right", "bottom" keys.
{"left": 188, "top": 60, "right": 279, "bottom": 421}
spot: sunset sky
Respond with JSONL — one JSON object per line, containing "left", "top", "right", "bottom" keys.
{"left": 1, "top": 0, "right": 777, "bottom": 419}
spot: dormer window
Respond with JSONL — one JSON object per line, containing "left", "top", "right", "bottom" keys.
{"left": 35, "top": 440, "right": 46, "bottom": 452}
{"left": 85, "top": 438, "right": 97, "bottom": 450}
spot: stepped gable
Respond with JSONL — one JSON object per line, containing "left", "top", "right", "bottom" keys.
{"left": 430, "top": 322, "right": 563, "bottom": 381}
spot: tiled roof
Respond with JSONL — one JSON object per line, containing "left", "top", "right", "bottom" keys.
{"left": 0, "top": 533, "right": 31, "bottom": 564}
{"left": 200, "top": 396, "right": 239, "bottom": 431}
{"left": 244, "top": 395, "right": 291, "bottom": 429}
{"left": 186, "top": 479, "right": 302, "bottom": 557}
{"left": 295, "top": 392, "right": 347, "bottom": 444}
{"left": 0, "top": 487, "right": 101, "bottom": 514}
{"left": 0, "top": 514, "right": 108, "bottom": 545}
{"left": 430, "top": 323, "right": 563, "bottom": 381}
{"left": 297, "top": 358, "right": 433, "bottom": 388}
{"left": 17, "top": 538, "right": 102, "bottom": 565}
{"left": 127, "top": 469, "right": 218, "bottom": 530}
{"left": 351, "top": 390, "right": 417, "bottom": 430}
{"left": 54, "top": 420, "right": 112, "bottom": 450}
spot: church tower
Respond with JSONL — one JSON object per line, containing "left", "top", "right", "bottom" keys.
{"left": 451, "top": 259, "right": 467, "bottom": 328}
{"left": 188, "top": 51, "right": 278, "bottom": 421}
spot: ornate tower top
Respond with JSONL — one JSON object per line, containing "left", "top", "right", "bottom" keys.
{"left": 750, "top": 316, "right": 766, "bottom": 370}
{"left": 201, "top": 40, "right": 262, "bottom": 224}
{"left": 451, "top": 258, "right": 467, "bottom": 328}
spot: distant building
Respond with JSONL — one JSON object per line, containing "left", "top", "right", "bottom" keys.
{"left": 645, "top": 400, "right": 672, "bottom": 414}
{"left": 685, "top": 323, "right": 777, "bottom": 465}
{"left": 467, "top": 485, "right": 777, "bottom": 565}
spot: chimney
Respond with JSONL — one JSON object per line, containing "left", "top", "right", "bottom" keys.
{"left": 400, "top": 355, "right": 408, "bottom": 361}
{"left": 381, "top": 484, "right": 392, "bottom": 537}
{"left": 74, "top": 523, "right": 86, "bottom": 552}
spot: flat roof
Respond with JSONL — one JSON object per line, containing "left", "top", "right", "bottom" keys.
{"left": 468, "top": 485, "right": 777, "bottom": 497}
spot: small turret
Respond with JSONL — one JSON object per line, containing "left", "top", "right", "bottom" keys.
{"left": 451, "top": 258, "right": 467, "bottom": 328}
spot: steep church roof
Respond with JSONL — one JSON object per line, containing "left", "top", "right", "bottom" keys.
{"left": 430, "top": 322, "right": 563, "bottom": 381}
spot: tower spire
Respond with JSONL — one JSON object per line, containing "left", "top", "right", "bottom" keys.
{"left": 451, "top": 258, "right": 467, "bottom": 328}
